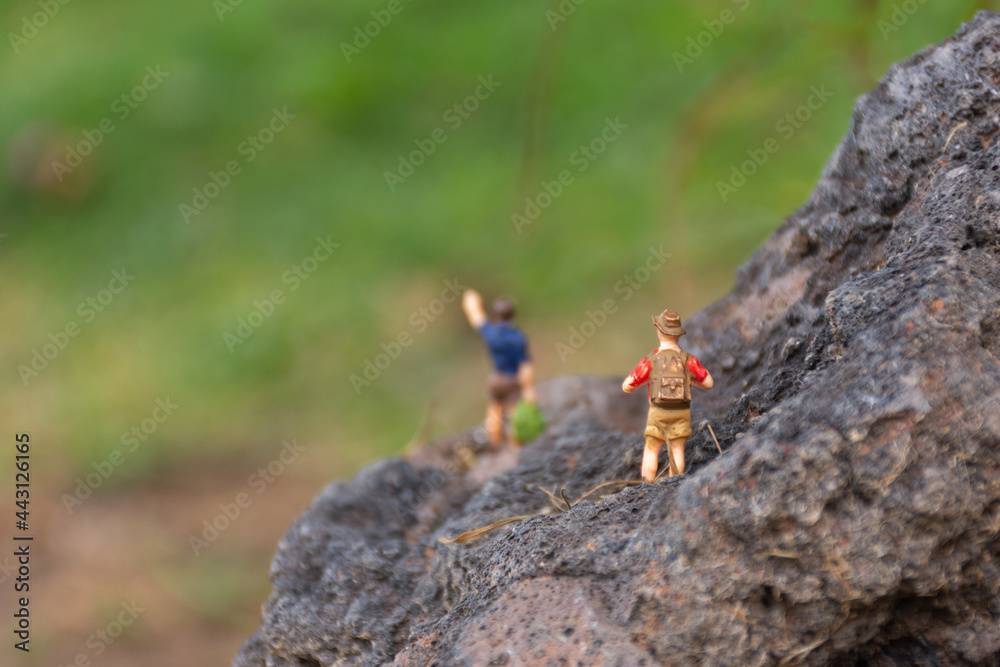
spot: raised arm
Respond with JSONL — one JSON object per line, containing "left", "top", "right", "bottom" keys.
{"left": 462, "top": 289, "right": 488, "bottom": 329}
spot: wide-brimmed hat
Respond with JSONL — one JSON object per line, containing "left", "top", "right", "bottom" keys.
{"left": 652, "top": 309, "right": 685, "bottom": 336}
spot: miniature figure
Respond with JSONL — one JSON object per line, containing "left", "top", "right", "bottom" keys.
{"left": 462, "top": 289, "right": 537, "bottom": 448}
{"left": 622, "top": 310, "right": 713, "bottom": 481}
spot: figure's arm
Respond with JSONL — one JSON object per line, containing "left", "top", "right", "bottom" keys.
{"left": 622, "top": 358, "right": 651, "bottom": 393}
{"left": 518, "top": 361, "right": 537, "bottom": 403}
{"left": 687, "top": 356, "right": 714, "bottom": 390}
{"left": 462, "top": 289, "right": 487, "bottom": 329}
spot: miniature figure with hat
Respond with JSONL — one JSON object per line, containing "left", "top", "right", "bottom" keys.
{"left": 622, "top": 310, "right": 713, "bottom": 481}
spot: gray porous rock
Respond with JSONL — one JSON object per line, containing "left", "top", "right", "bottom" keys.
{"left": 235, "top": 12, "right": 1000, "bottom": 666}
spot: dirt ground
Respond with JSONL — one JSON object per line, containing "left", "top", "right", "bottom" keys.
{"left": 1, "top": 451, "right": 344, "bottom": 667}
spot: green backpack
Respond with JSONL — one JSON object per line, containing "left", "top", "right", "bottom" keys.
{"left": 511, "top": 400, "right": 546, "bottom": 443}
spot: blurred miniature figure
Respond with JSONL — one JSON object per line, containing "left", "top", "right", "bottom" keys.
{"left": 7, "top": 123, "right": 96, "bottom": 202}
{"left": 462, "top": 289, "right": 538, "bottom": 448}
{"left": 622, "top": 310, "right": 713, "bottom": 481}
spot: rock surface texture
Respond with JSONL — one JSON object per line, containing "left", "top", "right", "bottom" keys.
{"left": 236, "top": 13, "right": 1000, "bottom": 666}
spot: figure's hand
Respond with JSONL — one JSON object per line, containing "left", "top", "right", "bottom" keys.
{"left": 696, "top": 371, "right": 714, "bottom": 390}
{"left": 462, "top": 289, "right": 487, "bottom": 328}
{"left": 462, "top": 289, "right": 482, "bottom": 310}
{"left": 623, "top": 358, "right": 650, "bottom": 393}
{"left": 687, "top": 358, "right": 714, "bottom": 390}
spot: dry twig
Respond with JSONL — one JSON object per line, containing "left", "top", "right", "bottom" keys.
{"left": 438, "top": 516, "right": 532, "bottom": 544}
{"left": 537, "top": 486, "right": 570, "bottom": 512}
{"left": 707, "top": 422, "right": 723, "bottom": 454}
{"left": 440, "top": 477, "right": 645, "bottom": 544}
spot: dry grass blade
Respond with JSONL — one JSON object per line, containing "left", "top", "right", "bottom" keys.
{"left": 655, "top": 464, "right": 671, "bottom": 482}
{"left": 537, "top": 486, "right": 570, "bottom": 512}
{"left": 573, "top": 479, "right": 642, "bottom": 504}
{"left": 776, "top": 637, "right": 827, "bottom": 666}
{"left": 665, "top": 445, "right": 678, "bottom": 478}
{"left": 439, "top": 515, "right": 532, "bottom": 544}
{"left": 943, "top": 121, "right": 968, "bottom": 152}
{"left": 707, "top": 422, "right": 723, "bottom": 454}
{"left": 443, "top": 477, "right": 647, "bottom": 547}
{"left": 403, "top": 401, "right": 436, "bottom": 453}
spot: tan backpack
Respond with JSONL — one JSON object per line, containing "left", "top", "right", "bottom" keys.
{"left": 647, "top": 349, "right": 691, "bottom": 406}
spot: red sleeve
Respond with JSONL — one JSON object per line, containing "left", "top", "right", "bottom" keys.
{"left": 687, "top": 356, "right": 708, "bottom": 383}
{"left": 627, "top": 358, "right": 651, "bottom": 388}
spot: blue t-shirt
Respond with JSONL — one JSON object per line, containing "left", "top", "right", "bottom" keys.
{"left": 478, "top": 322, "right": 529, "bottom": 375}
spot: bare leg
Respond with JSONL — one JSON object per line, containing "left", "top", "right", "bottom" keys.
{"left": 667, "top": 437, "right": 687, "bottom": 477}
{"left": 509, "top": 415, "right": 523, "bottom": 448}
{"left": 486, "top": 400, "right": 504, "bottom": 449}
{"left": 642, "top": 436, "right": 664, "bottom": 482}
{"left": 504, "top": 403, "right": 523, "bottom": 449}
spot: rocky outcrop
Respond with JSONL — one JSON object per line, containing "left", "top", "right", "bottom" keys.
{"left": 236, "top": 12, "right": 1000, "bottom": 666}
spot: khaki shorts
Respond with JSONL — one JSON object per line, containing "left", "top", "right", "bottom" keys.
{"left": 644, "top": 404, "right": 692, "bottom": 442}
{"left": 488, "top": 372, "right": 521, "bottom": 404}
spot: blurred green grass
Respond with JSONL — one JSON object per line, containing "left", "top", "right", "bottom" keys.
{"left": 1, "top": 0, "right": 995, "bottom": 483}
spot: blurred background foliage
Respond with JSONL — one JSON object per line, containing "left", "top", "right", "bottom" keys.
{"left": 5, "top": 0, "right": 993, "bottom": 477}
{"left": 1, "top": 0, "right": 997, "bottom": 662}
